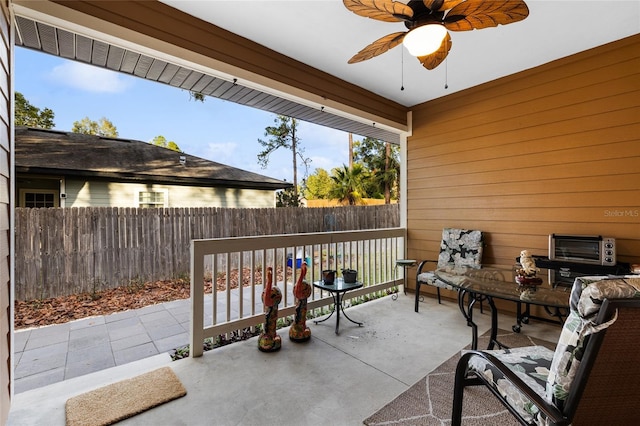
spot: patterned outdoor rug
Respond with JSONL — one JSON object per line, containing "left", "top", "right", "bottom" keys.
{"left": 65, "top": 367, "right": 186, "bottom": 426}
{"left": 363, "top": 330, "right": 556, "bottom": 425}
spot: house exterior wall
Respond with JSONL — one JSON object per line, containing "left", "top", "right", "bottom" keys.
{"left": 1, "top": 1, "right": 11, "bottom": 421}
{"left": 63, "top": 180, "right": 275, "bottom": 208}
{"left": 406, "top": 35, "right": 640, "bottom": 297}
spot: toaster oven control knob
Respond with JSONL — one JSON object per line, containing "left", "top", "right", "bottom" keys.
{"left": 605, "top": 242, "right": 614, "bottom": 249}
{"left": 605, "top": 257, "right": 613, "bottom": 263}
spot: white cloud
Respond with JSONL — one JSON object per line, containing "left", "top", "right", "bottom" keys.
{"left": 203, "top": 141, "right": 239, "bottom": 166}
{"left": 48, "top": 61, "right": 133, "bottom": 93}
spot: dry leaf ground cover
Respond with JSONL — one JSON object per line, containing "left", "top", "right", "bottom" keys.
{"left": 14, "top": 267, "right": 293, "bottom": 329}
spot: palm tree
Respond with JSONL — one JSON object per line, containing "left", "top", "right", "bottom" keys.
{"left": 329, "top": 164, "right": 366, "bottom": 205}
{"left": 353, "top": 138, "right": 399, "bottom": 204}
{"left": 371, "top": 142, "right": 399, "bottom": 204}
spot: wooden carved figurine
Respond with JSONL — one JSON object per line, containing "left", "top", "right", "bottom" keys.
{"left": 289, "top": 262, "right": 312, "bottom": 342}
{"left": 258, "top": 267, "right": 282, "bottom": 352}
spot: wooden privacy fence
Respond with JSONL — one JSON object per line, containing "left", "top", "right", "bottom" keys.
{"left": 15, "top": 205, "right": 399, "bottom": 300}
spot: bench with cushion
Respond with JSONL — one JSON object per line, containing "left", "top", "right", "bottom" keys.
{"left": 415, "top": 228, "right": 483, "bottom": 312}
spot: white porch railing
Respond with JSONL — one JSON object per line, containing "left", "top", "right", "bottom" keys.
{"left": 190, "top": 227, "right": 406, "bottom": 356}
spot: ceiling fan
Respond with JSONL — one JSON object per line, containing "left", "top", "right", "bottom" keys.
{"left": 344, "top": 0, "right": 529, "bottom": 70}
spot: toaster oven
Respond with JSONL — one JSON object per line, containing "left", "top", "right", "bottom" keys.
{"left": 549, "top": 234, "right": 616, "bottom": 266}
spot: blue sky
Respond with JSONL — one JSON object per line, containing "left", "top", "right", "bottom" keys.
{"left": 15, "top": 47, "right": 356, "bottom": 184}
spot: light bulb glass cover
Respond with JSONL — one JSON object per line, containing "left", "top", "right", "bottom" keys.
{"left": 403, "top": 24, "right": 447, "bottom": 57}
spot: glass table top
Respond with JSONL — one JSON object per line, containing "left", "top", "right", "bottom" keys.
{"left": 313, "top": 279, "right": 363, "bottom": 292}
{"left": 434, "top": 267, "right": 571, "bottom": 308}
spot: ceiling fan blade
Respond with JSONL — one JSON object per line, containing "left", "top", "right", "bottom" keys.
{"left": 417, "top": 32, "right": 452, "bottom": 70}
{"left": 343, "top": 0, "right": 413, "bottom": 23}
{"left": 423, "top": 0, "right": 465, "bottom": 12}
{"left": 444, "top": 0, "right": 529, "bottom": 31}
{"left": 348, "top": 31, "right": 406, "bottom": 63}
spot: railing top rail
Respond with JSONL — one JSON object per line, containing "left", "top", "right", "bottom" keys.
{"left": 191, "top": 227, "right": 406, "bottom": 255}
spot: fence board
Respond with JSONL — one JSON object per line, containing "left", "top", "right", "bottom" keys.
{"left": 14, "top": 205, "right": 399, "bottom": 300}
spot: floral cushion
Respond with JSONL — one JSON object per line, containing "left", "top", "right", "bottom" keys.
{"left": 462, "top": 275, "right": 640, "bottom": 425}
{"left": 465, "top": 345, "right": 554, "bottom": 424}
{"left": 416, "top": 271, "right": 454, "bottom": 289}
{"left": 437, "top": 228, "right": 483, "bottom": 269}
{"left": 545, "top": 276, "right": 640, "bottom": 408}
{"left": 417, "top": 228, "right": 483, "bottom": 287}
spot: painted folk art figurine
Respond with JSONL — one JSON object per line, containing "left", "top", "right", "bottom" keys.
{"left": 290, "top": 262, "right": 312, "bottom": 342}
{"left": 258, "top": 267, "right": 282, "bottom": 352}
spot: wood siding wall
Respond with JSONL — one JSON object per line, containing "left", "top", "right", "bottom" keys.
{"left": 407, "top": 35, "right": 640, "bottom": 294}
{"left": 1, "top": 0, "right": 10, "bottom": 421}
{"left": 15, "top": 205, "right": 399, "bottom": 300}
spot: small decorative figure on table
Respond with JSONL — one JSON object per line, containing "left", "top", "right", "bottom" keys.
{"left": 515, "top": 250, "right": 543, "bottom": 299}
{"left": 289, "top": 262, "right": 312, "bottom": 342}
{"left": 258, "top": 267, "right": 282, "bottom": 352}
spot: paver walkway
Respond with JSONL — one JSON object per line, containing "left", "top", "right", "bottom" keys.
{"left": 14, "top": 298, "right": 191, "bottom": 394}
{"left": 13, "top": 283, "right": 307, "bottom": 393}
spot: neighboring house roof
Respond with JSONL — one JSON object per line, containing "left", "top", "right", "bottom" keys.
{"left": 15, "top": 127, "right": 292, "bottom": 190}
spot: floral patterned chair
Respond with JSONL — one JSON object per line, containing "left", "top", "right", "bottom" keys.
{"left": 415, "top": 228, "right": 484, "bottom": 312}
{"left": 452, "top": 275, "right": 640, "bottom": 426}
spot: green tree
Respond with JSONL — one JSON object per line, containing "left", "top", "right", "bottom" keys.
{"left": 72, "top": 116, "right": 118, "bottom": 137}
{"left": 276, "top": 187, "right": 302, "bottom": 207}
{"left": 303, "top": 168, "right": 333, "bottom": 200}
{"left": 151, "top": 135, "right": 182, "bottom": 152}
{"left": 257, "top": 115, "right": 310, "bottom": 203}
{"left": 329, "top": 164, "right": 367, "bottom": 205}
{"left": 15, "top": 92, "right": 55, "bottom": 129}
{"left": 353, "top": 137, "right": 399, "bottom": 204}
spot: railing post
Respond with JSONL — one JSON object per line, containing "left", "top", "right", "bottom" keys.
{"left": 190, "top": 240, "right": 205, "bottom": 357}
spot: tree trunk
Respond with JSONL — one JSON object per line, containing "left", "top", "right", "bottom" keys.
{"left": 384, "top": 142, "right": 391, "bottom": 204}
{"left": 348, "top": 133, "right": 353, "bottom": 168}
{"left": 292, "top": 124, "right": 298, "bottom": 199}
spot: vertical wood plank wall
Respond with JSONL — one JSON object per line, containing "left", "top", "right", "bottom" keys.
{"left": 0, "top": 0, "right": 10, "bottom": 421}
{"left": 407, "top": 34, "right": 640, "bottom": 296}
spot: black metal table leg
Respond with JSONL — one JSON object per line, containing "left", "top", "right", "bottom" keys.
{"left": 339, "top": 298, "right": 363, "bottom": 330}
{"left": 457, "top": 290, "right": 506, "bottom": 351}
{"left": 334, "top": 292, "right": 341, "bottom": 334}
{"left": 486, "top": 296, "right": 500, "bottom": 350}
{"left": 314, "top": 290, "right": 363, "bottom": 334}
{"left": 513, "top": 301, "right": 531, "bottom": 333}
{"left": 458, "top": 290, "right": 480, "bottom": 350}
{"left": 314, "top": 299, "right": 336, "bottom": 324}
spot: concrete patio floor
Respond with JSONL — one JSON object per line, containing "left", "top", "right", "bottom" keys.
{"left": 8, "top": 292, "right": 561, "bottom": 425}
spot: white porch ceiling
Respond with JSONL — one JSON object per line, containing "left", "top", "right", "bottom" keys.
{"left": 165, "top": 1, "right": 639, "bottom": 107}
{"left": 13, "top": 1, "right": 640, "bottom": 144}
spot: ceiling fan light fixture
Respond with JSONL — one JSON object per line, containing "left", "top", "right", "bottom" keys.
{"left": 403, "top": 24, "right": 447, "bottom": 57}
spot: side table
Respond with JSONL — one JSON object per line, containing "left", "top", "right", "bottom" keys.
{"left": 393, "top": 259, "right": 416, "bottom": 300}
{"left": 313, "top": 279, "right": 363, "bottom": 334}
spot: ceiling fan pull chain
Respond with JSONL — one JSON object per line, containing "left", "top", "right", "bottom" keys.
{"left": 444, "top": 38, "right": 449, "bottom": 90}
{"left": 401, "top": 48, "right": 405, "bottom": 91}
